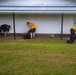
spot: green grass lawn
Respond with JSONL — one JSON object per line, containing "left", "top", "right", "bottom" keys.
{"left": 0, "top": 40, "right": 76, "bottom": 75}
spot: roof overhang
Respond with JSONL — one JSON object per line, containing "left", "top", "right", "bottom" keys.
{"left": 0, "top": 6, "right": 76, "bottom": 14}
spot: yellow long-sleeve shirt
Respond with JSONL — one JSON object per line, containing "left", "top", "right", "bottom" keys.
{"left": 28, "top": 23, "right": 36, "bottom": 29}
{"left": 72, "top": 26, "right": 76, "bottom": 31}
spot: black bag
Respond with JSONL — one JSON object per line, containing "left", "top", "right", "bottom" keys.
{"left": 23, "top": 33, "right": 30, "bottom": 39}
{"left": 67, "top": 35, "right": 76, "bottom": 43}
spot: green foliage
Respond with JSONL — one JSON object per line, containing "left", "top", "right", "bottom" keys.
{"left": 0, "top": 41, "right": 76, "bottom": 75}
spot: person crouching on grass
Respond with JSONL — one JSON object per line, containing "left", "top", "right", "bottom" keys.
{"left": 0, "top": 24, "right": 11, "bottom": 37}
{"left": 70, "top": 25, "right": 76, "bottom": 36}
{"left": 27, "top": 22, "right": 36, "bottom": 39}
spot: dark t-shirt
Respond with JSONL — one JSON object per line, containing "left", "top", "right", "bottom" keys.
{"left": 0, "top": 24, "right": 10, "bottom": 32}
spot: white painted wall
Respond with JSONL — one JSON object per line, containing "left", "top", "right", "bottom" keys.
{"left": 0, "top": 14, "right": 13, "bottom": 33}
{"left": 15, "top": 14, "right": 61, "bottom": 34}
{"left": 63, "top": 14, "right": 74, "bottom": 34}
{"left": 0, "top": 13, "right": 75, "bottom": 34}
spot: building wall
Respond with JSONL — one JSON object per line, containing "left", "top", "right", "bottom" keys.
{"left": 63, "top": 14, "right": 74, "bottom": 34}
{"left": 0, "top": 0, "right": 76, "bottom": 6}
{"left": 15, "top": 14, "right": 61, "bottom": 34}
{"left": 0, "top": 13, "right": 75, "bottom": 34}
{"left": 0, "top": 14, "right": 13, "bottom": 33}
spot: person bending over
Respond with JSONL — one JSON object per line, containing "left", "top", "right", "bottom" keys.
{"left": 27, "top": 22, "right": 36, "bottom": 39}
{"left": 0, "top": 24, "right": 11, "bottom": 37}
{"left": 70, "top": 25, "right": 76, "bottom": 36}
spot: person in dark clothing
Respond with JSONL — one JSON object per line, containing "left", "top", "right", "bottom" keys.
{"left": 0, "top": 24, "right": 11, "bottom": 37}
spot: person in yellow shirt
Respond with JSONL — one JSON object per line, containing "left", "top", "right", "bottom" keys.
{"left": 67, "top": 25, "right": 76, "bottom": 43}
{"left": 70, "top": 25, "right": 76, "bottom": 36}
{"left": 27, "top": 22, "right": 36, "bottom": 39}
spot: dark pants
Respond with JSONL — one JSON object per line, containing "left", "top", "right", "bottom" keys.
{"left": 28, "top": 28, "right": 36, "bottom": 33}
{"left": 70, "top": 28, "right": 75, "bottom": 36}
{"left": 28, "top": 28, "right": 36, "bottom": 38}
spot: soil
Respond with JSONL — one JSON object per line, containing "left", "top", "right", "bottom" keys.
{"left": 0, "top": 34, "right": 69, "bottom": 42}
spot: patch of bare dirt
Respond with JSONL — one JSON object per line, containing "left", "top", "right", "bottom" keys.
{"left": 0, "top": 34, "right": 69, "bottom": 42}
